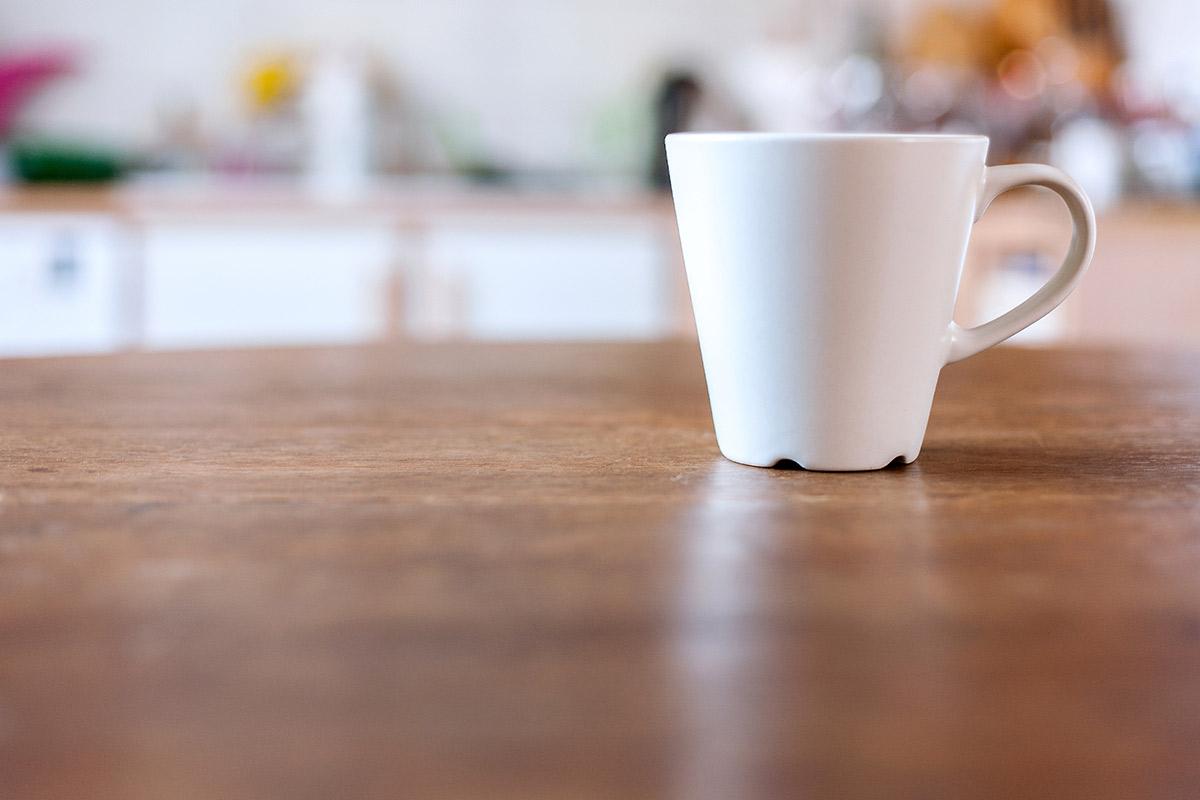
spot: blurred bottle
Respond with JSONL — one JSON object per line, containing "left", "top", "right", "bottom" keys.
{"left": 302, "top": 49, "right": 371, "bottom": 201}
{"left": 648, "top": 71, "right": 702, "bottom": 188}
{"left": 828, "top": 5, "right": 888, "bottom": 129}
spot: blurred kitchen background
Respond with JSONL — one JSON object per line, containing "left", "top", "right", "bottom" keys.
{"left": 1, "top": 0, "right": 1197, "bottom": 356}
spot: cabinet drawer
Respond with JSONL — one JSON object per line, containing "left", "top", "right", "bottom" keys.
{"left": 0, "top": 216, "right": 124, "bottom": 357}
{"left": 414, "top": 221, "right": 669, "bottom": 340}
{"left": 143, "top": 224, "right": 394, "bottom": 349}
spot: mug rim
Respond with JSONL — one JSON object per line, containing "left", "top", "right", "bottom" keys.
{"left": 666, "top": 131, "right": 989, "bottom": 144}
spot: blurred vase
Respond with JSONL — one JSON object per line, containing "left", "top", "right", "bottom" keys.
{"left": 0, "top": 48, "right": 74, "bottom": 139}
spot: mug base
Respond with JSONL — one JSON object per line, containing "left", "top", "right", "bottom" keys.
{"left": 718, "top": 447, "right": 921, "bottom": 473}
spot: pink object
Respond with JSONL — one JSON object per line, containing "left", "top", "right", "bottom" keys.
{"left": 0, "top": 48, "right": 75, "bottom": 137}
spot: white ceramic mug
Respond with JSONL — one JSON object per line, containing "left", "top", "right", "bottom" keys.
{"left": 667, "top": 132, "right": 1096, "bottom": 471}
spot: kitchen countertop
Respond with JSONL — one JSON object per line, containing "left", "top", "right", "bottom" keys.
{"left": 2, "top": 341, "right": 1199, "bottom": 799}
{"left": 1, "top": 180, "right": 1197, "bottom": 223}
{"left": 0, "top": 179, "right": 675, "bottom": 222}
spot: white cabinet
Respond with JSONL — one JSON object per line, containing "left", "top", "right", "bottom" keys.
{"left": 0, "top": 192, "right": 684, "bottom": 356}
{"left": 142, "top": 223, "right": 395, "bottom": 350}
{"left": 0, "top": 215, "right": 126, "bottom": 357}
{"left": 410, "top": 219, "right": 675, "bottom": 340}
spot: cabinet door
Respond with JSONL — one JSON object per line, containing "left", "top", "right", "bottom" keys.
{"left": 413, "top": 220, "right": 672, "bottom": 340}
{"left": 0, "top": 215, "right": 124, "bottom": 357}
{"left": 143, "top": 224, "right": 394, "bottom": 349}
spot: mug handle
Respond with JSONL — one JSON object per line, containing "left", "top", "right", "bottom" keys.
{"left": 945, "top": 164, "right": 1097, "bottom": 364}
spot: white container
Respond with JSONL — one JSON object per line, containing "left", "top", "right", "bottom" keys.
{"left": 303, "top": 50, "right": 371, "bottom": 202}
{"left": 667, "top": 133, "right": 1096, "bottom": 470}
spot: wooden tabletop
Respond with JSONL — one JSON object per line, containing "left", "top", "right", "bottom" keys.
{"left": 2, "top": 342, "right": 1199, "bottom": 799}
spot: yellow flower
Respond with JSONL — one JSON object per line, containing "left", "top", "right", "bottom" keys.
{"left": 245, "top": 55, "right": 297, "bottom": 111}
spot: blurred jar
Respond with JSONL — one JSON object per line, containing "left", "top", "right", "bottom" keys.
{"left": 1129, "top": 120, "right": 1197, "bottom": 198}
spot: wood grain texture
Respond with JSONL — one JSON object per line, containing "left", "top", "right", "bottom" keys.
{"left": 2, "top": 342, "right": 1199, "bottom": 800}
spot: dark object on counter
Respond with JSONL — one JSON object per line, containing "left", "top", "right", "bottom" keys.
{"left": 648, "top": 71, "right": 702, "bottom": 189}
{"left": 8, "top": 138, "right": 125, "bottom": 183}
{"left": 458, "top": 160, "right": 511, "bottom": 185}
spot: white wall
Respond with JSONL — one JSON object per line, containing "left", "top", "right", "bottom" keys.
{"left": 1, "top": 0, "right": 919, "bottom": 170}
{"left": 1111, "top": 0, "right": 1200, "bottom": 119}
